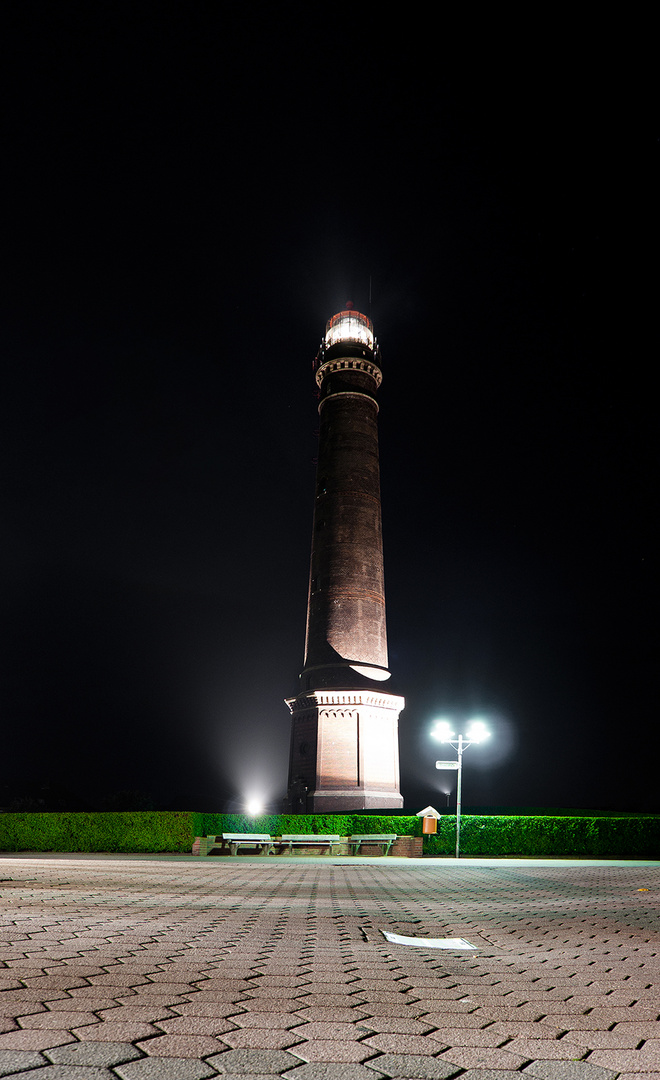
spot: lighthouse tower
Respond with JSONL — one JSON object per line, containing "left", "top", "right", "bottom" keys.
{"left": 285, "top": 305, "right": 404, "bottom": 811}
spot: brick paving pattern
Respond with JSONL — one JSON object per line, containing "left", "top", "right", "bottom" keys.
{"left": 0, "top": 857, "right": 658, "bottom": 1079}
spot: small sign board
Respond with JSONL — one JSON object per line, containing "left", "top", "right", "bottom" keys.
{"left": 435, "top": 760, "right": 460, "bottom": 770}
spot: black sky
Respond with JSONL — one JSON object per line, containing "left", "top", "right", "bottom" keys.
{"left": 1, "top": 7, "right": 657, "bottom": 813}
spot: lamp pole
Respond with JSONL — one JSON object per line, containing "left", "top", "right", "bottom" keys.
{"left": 433, "top": 719, "right": 489, "bottom": 859}
{"left": 455, "top": 734, "right": 464, "bottom": 859}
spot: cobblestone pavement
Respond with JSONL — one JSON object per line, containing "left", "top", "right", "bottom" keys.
{"left": 0, "top": 856, "right": 659, "bottom": 1080}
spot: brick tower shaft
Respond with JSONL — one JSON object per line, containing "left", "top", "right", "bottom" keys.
{"left": 303, "top": 355, "right": 388, "bottom": 688}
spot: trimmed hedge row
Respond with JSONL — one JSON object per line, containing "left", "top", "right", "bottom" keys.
{"left": 0, "top": 812, "right": 658, "bottom": 857}
{"left": 0, "top": 812, "right": 195, "bottom": 853}
{"left": 423, "top": 815, "right": 660, "bottom": 858}
{"left": 191, "top": 813, "right": 420, "bottom": 840}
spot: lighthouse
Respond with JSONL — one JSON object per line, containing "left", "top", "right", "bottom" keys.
{"left": 285, "top": 305, "right": 404, "bottom": 811}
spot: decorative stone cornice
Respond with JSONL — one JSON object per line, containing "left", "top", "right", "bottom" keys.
{"left": 315, "top": 357, "right": 382, "bottom": 390}
{"left": 285, "top": 689, "right": 405, "bottom": 714}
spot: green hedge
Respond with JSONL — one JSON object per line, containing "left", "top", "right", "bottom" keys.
{"left": 1, "top": 812, "right": 658, "bottom": 857}
{"left": 192, "top": 813, "right": 421, "bottom": 839}
{"left": 0, "top": 812, "right": 195, "bottom": 853}
{"left": 0, "top": 812, "right": 422, "bottom": 853}
{"left": 423, "top": 815, "right": 660, "bottom": 858}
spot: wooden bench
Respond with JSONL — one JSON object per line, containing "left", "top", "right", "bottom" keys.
{"left": 278, "top": 834, "right": 342, "bottom": 854}
{"left": 349, "top": 834, "right": 397, "bottom": 856}
{"left": 221, "top": 833, "right": 275, "bottom": 856}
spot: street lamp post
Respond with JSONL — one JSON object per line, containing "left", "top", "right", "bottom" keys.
{"left": 432, "top": 719, "right": 489, "bottom": 858}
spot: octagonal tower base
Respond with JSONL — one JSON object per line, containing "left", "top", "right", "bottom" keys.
{"left": 285, "top": 689, "right": 405, "bottom": 812}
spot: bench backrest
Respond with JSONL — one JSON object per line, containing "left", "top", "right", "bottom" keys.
{"left": 349, "top": 834, "right": 397, "bottom": 841}
{"left": 221, "top": 833, "right": 272, "bottom": 842}
{"left": 280, "top": 834, "right": 341, "bottom": 842}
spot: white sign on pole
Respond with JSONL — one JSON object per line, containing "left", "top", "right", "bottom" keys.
{"left": 435, "top": 760, "right": 460, "bottom": 770}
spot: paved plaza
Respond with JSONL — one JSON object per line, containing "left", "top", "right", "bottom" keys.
{"left": 0, "top": 855, "right": 659, "bottom": 1080}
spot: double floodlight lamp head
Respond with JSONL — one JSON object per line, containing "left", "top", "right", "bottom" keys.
{"left": 432, "top": 717, "right": 490, "bottom": 744}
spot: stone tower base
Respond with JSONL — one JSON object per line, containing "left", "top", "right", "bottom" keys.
{"left": 307, "top": 788, "right": 404, "bottom": 812}
{"left": 285, "top": 689, "right": 405, "bottom": 812}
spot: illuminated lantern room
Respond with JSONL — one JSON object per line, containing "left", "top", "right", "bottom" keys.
{"left": 320, "top": 303, "right": 379, "bottom": 364}
{"left": 325, "top": 308, "right": 374, "bottom": 350}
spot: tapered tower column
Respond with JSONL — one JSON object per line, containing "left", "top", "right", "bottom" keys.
{"left": 286, "top": 306, "right": 404, "bottom": 811}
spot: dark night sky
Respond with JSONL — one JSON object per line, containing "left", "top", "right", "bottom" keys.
{"left": 1, "top": 7, "right": 657, "bottom": 813}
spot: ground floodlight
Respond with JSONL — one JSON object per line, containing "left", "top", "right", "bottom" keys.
{"left": 246, "top": 798, "right": 264, "bottom": 816}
